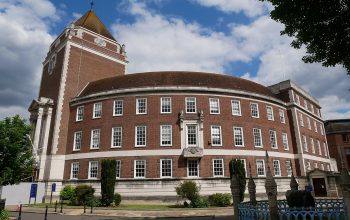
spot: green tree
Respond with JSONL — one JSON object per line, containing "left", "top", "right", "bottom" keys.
{"left": 229, "top": 159, "right": 246, "bottom": 202}
{"left": 101, "top": 159, "right": 116, "bottom": 206}
{"left": 0, "top": 115, "right": 34, "bottom": 199}
{"left": 262, "top": 0, "right": 350, "bottom": 74}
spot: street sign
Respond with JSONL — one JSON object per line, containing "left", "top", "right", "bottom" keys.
{"left": 30, "top": 183, "right": 38, "bottom": 198}
{"left": 305, "top": 184, "right": 313, "bottom": 192}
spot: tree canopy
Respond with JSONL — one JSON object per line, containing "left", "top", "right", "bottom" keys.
{"left": 0, "top": 115, "right": 34, "bottom": 186}
{"left": 263, "top": 0, "right": 350, "bottom": 74}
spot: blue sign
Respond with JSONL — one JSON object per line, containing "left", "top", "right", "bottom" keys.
{"left": 30, "top": 183, "right": 38, "bottom": 198}
{"left": 51, "top": 183, "right": 56, "bottom": 192}
{"left": 305, "top": 184, "right": 313, "bottom": 192}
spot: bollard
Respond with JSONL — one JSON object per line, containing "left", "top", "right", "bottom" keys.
{"left": 90, "top": 204, "right": 93, "bottom": 214}
{"left": 44, "top": 205, "right": 48, "bottom": 220}
{"left": 17, "top": 204, "right": 22, "bottom": 220}
{"left": 54, "top": 200, "right": 58, "bottom": 212}
{"left": 60, "top": 200, "right": 63, "bottom": 213}
{"left": 84, "top": 204, "right": 86, "bottom": 213}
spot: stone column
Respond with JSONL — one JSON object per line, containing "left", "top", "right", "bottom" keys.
{"left": 32, "top": 107, "right": 44, "bottom": 154}
{"left": 231, "top": 174, "right": 240, "bottom": 220}
{"left": 265, "top": 151, "right": 278, "bottom": 220}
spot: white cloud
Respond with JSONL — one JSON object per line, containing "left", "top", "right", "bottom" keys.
{"left": 236, "top": 16, "right": 349, "bottom": 120}
{"left": 0, "top": 0, "right": 56, "bottom": 119}
{"left": 194, "top": 0, "right": 270, "bottom": 17}
{"left": 111, "top": 1, "right": 247, "bottom": 73}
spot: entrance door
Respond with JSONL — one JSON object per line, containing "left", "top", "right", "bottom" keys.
{"left": 312, "top": 178, "right": 327, "bottom": 197}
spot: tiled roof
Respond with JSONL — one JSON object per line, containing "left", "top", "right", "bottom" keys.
{"left": 74, "top": 10, "right": 115, "bottom": 41}
{"left": 78, "top": 71, "right": 277, "bottom": 99}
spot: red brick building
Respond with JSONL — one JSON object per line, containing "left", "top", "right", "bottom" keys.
{"left": 325, "top": 119, "right": 350, "bottom": 170}
{"left": 28, "top": 10, "right": 333, "bottom": 200}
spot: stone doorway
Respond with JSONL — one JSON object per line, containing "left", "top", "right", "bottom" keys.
{"left": 312, "top": 178, "right": 327, "bottom": 197}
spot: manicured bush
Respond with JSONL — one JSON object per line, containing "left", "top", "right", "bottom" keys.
{"left": 175, "top": 180, "right": 200, "bottom": 202}
{"left": 101, "top": 159, "right": 116, "bottom": 206}
{"left": 0, "top": 210, "right": 9, "bottom": 220}
{"left": 208, "top": 193, "right": 231, "bottom": 207}
{"left": 229, "top": 159, "right": 246, "bottom": 202}
{"left": 60, "top": 185, "right": 76, "bottom": 201}
{"left": 86, "top": 196, "right": 102, "bottom": 207}
{"left": 74, "top": 185, "right": 95, "bottom": 205}
{"left": 114, "top": 193, "right": 122, "bottom": 206}
{"left": 190, "top": 196, "right": 209, "bottom": 208}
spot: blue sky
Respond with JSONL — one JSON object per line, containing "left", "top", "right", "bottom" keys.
{"left": 0, "top": 0, "right": 349, "bottom": 119}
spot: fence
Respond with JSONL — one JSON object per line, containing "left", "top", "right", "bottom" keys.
{"left": 238, "top": 199, "right": 347, "bottom": 220}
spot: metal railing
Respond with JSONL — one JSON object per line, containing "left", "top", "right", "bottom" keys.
{"left": 238, "top": 199, "right": 347, "bottom": 220}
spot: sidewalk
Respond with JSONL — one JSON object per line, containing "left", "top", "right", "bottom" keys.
{"left": 6, "top": 205, "right": 233, "bottom": 218}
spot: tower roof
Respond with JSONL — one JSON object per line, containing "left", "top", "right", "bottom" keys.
{"left": 74, "top": 10, "right": 116, "bottom": 41}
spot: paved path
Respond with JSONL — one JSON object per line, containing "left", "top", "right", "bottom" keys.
{"left": 9, "top": 212, "right": 233, "bottom": 220}
{"left": 6, "top": 205, "right": 233, "bottom": 219}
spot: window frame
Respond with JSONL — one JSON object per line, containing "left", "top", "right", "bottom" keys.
{"left": 186, "top": 124, "right": 198, "bottom": 147}
{"left": 90, "top": 129, "right": 100, "bottom": 149}
{"left": 135, "top": 125, "right": 147, "bottom": 147}
{"left": 160, "top": 159, "right": 172, "bottom": 178}
{"left": 286, "top": 160, "right": 292, "bottom": 177}
{"left": 88, "top": 161, "right": 98, "bottom": 179}
{"left": 187, "top": 159, "right": 199, "bottom": 177}
{"left": 310, "top": 138, "right": 315, "bottom": 154}
{"left": 70, "top": 162, "right": 79, "bottom": 179}
{"left": 209, "top": 98, "right": 220, "bottom": 114}
{"left": 273, "top": 160, "right": 281, "bottom": 176}
{"left": 299, "top": 113, "right": 304, "bottom": 127}
{"left": 250, "top": 103, "right": 259, "bottom": 118}
{"left": 256, "top": 159, "right": 265, "bottom": 176}
{"left": 111, "top": 127, "right": 122, "bottom": 148}
{"left": 160, "top": 125, "right": 172, "bottom": 146}
{"left": 116, "top": 160, "right": 121, "bottom": 178}
{"left": 136, "top": 98, "right": 147, "bottom": 115}
{"left": 314, "top": 121, "right": 318, "bottom": 133}
{"left": 93, "top": 102, "right": 102, "bottom": 119}
{"left": 211, "top": 125, "right": 222, "bottom": 146}
{"left": 73, "top": 131, "right": 82, "bottom": 151}
{"left": 233, "top": 127, "right": 244, "bottom": 147}
{"left": 253, "top": 128, "right": 263, "bottom": 148}
{"left": 282, "top": 133, "right": 289, "bottom": 150}
{"left": 279, "top": 109, "right": 286, "bottom": 123}
{"left": 76, "top": 106, "right": 84, "bottom": 121}
{"left": 303, "top": 135, "right": 308, "bottom": 152}
{"left": 113, "top": 99, "right": 123, "bottom": 116}
{"left": 269, "top": 130, "right": 278, "bottom": 149}
{"left": 266, "top": 105, "right": 274, "bottom": 121}
{"left": 160, "top": 97, "right": 172, "bottom": 114}
{"left": 231, "top": 100, "right": 242, "bottom": 116}
{"left": 185, "top": 97, "right": 197, "bottom": 113}
{"left": 212, "top": 159, "right": 224, "bottom": 177}
{"left": 134, "top": 160, "right": 146, "bottom": 178}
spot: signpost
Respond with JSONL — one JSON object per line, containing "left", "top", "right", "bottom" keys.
{"left": 29, "top": 183, "right": 38, "bottom": 204}
{"left": 50, "top": 183, "right": 56, "bottom": 204}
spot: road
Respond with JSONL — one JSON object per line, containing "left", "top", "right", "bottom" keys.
{"left": 9, "top": 212, "right": 233, "bottom": 220}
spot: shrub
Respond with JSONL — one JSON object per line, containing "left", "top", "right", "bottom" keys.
{"left": 101, "top": 159, "right": 116, "bottom": 206}
{"left": 190, "top": 196, "right": 209, "bottom": 208}
{"left": 114, "top": 193, "right": 122, "bottom": 206}
{"left": 229, "top": 159, "right": 246, "bottom": 202}
{"left": 208, "top": 193, "right": 231, "bottom": 207}
{"left": 74, "top": 185, "right": 95, "bottom": 205}
{"left": 85, "top": 196, "right": 102, "bottom": 207}
{"left": 175, "top": 180, "right": 200, "bottom": 202}
{"left": 60, "top": 185, "right": 76, "bottom": 201}
{"left": 0, "top": 210, "right": 9, "bottom": 220}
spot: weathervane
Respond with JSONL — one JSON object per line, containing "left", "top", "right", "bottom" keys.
{"left": 90, "top": 0, "right": 94, "bottom": 10}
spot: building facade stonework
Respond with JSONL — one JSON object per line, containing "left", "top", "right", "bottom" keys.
{"left": 29, "top": 10, "right": 332, "bottom": 201}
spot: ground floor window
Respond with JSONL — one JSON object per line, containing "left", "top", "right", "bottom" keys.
{"left": 256, "top": 159, "right": 265, "bottom": 176}
{"left": 212, "top": 159, "right": 224, "bottom": 177}
{"left": 134, "top": 160, "right": 146, "bottom": 178}
{"left": 88, "top": 161, "right": 98, "bottom": 179}
{"left": 160, "top": 159, "right": 172, "bottom": 177}
{"left": 187, "top": 159, "right": 199, "bottom": 177}
{"left": 116, "top": 160, "right": 121, "bottom": 178}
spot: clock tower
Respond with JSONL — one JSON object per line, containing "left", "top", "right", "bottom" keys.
{"left": 28, "top": 10, "right": 127, "bottom": 188}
